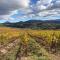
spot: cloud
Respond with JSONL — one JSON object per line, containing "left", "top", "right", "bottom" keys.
{"left": 0, "top": 0, "right": 30, "bottom": 20}
{"left": 0, "top": 0, "right": 30, "bottom": 15}
{"left": 0, "top": 0, "right": 60, "bottom": 20}
{"left": 12, "top": 0, "right": 60, "bottom": 20}
{"left": 51, "top": 0, "right": 60, "bottom": 9}
{"left": 29, "top": 0, "right": 60, "bottom": 19}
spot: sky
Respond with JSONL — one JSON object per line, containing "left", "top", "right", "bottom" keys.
{"left": 0, "top": 0, "right": 60, "bottom": 23}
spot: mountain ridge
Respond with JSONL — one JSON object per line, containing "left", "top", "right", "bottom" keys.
{"left": 1, "top": 19, "right": 60, "bottom": 29}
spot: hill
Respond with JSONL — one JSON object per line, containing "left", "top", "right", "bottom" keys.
{"left": 2, "top": 19, "right": 60, "bottom": 29}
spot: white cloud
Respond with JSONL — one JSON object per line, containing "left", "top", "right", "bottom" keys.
{"left": 30, "top": 0, "right": 60, "bottom": 19}
{"left": 0, "top": 0, "right": 30, "bottom": 20}
{"left": 19, "top": 0, "right": 30, "bottom": 8}
{"left": 0, "top": 0, "right": 60, "bottom": 20}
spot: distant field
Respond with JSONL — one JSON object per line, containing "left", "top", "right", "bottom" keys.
{"left": 0, "top": 27, "right": 60, "bottom": 60}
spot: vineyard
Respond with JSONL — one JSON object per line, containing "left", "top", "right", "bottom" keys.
{"left": 0, "top": 27, "right": 60, "bottom": 60}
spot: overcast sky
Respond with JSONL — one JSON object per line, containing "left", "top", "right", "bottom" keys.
{"left": 0, "top": 0, "right": 60, "bottom": 22}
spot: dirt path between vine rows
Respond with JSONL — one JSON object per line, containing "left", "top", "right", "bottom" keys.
{"left": 48, "top": 53, "right": 60, "bottom": 60}
{"left": 0, "top": 37, "right": 60, "bottom": 60}
{"left": 0, "top": 38, "right": 20, "bottom": 54}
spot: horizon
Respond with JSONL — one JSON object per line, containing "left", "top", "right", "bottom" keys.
{"left": 0, "top": 0, "right": 60, "bottom": 23}
{"left": 0, "top": 18, "right": 60, "bottom": 23}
